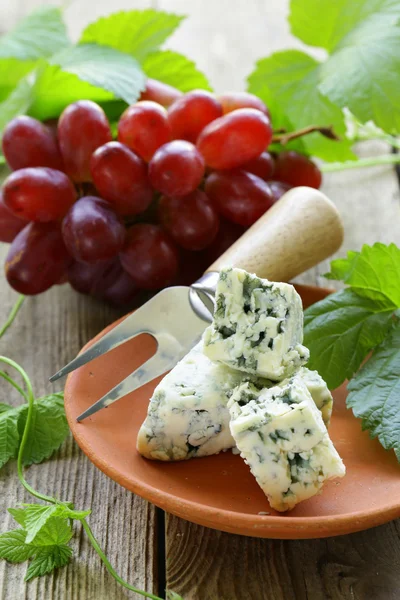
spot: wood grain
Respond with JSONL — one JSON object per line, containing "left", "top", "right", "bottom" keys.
{"left": 207, "top": 188, "right": 343, "bottom": 280}
{"left": 0, "top": 245, "right": 159, "bottom": 599}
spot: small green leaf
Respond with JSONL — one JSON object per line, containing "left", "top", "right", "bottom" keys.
{"left": 0, "top": 530, "right": 36, "bottom": 563}
{"left": 17, "top": 393, "right": 69, "bottom": 466}
{"left": 325, "top": 243, "right": 400, "bottom": 309}
{"left": 288, "top": 0, "right": 396, "bottom": 53}
{"left": 0, "top": 77, "right": 34, "bottom": 138}
{"left": 143, "top": 50, "right": 212, "bottom": 92}
{"left": 29, "top": 63, "right": 113, "bottom": 121}
{"left": 0, "top": 408, "right": 19, "bottom": 468}
{"left": 347, "top": 320, "right": 400, "bottom": 461}
{"left": 303, "top": 289, "right": 394, "bottom": 389}
{"left": 8, "top": 508, "right": 27, "bottom": 527}
{"left": 44, "top": 44, "right": 146, "bottom": 106}
{"left": 0, "top": 6, "right": 70, "bottom": 61}
{"left": 247, "top": 50, "right": 355, "bottom": 161}
{"left": 33, "top": 517, "right": 73, "bottom": 547}
{"left": 0, "top": 403, "right": 12, "bottom": 413}
{"left": 25, "top": 544, "right": 72, "bottom": 581}
{"left": 23, "top": 505, "right": 59, "bottom": 544}
{"left": 80, "top": 9, "right": 184, "bottom": 62}
{"left": 0, "top": 58, "right": 36, "bottom": 102}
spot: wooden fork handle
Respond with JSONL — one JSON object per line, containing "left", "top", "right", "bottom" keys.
{"left": 205, "top": 186, "right": 343, "bottom": 281}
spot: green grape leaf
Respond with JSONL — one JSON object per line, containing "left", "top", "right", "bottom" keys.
{"left": 23, "top": 505, "right": 59, "bottom": 544}
{"left": 0, "top": 77, "right": 34, "bottom": 138}
{"left": 0, "top": 407, "right": 19, "bottom": 468}
{"left": 325, "top": 243, "right": 400, "bottom": 309}
{"left": 0, "top": 58, "right": 36, "bottom": 102}
{"left": 0, "top": 6, "right": 70, "bottom": 61}
{"left": 33, "top": 517, "right": 73, "bottom": 547}
{"left": 80, "top": 9, "right": 184, "bottom": 62}
{"left": 248, "top": 50, "right": 355, "bottom": 161}
{"left": 24, "top": 544, "right": 73, "bottom": 581}
{"left": 47, "top": 44, "right": 146, "bottom": 106}
{"left": 289, "top": 0, "right": 399, "bottom": 52}
{"left": 8, "top": 508, "right": 27, "bottom": 527}
{"left": 347, "top": 320, "right": 400, "bottom": 461}
{"left": 17, "top": 393, "right": 69, "bottom": 467}
{"left": 0, "top": 393, "right": 68, "bottom": 470}
{"left": 0, "top": 530, "right": 36, "bottom": 563}
{"left": 143, "top": 50, "right": 212, "bottom": 92}
{"left": 29, "top": 63, "right": 113, "bottom": 121}
{"left": 303, "top": 289, "right": 394, "bottom": 389}
{"left": 288, "top": 0, "right": 400, "bottom": 133}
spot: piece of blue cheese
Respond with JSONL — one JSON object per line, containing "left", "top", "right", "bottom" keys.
{"left": 137, "top": 342, "right": 256, "bottom": 460}
{"left": 228, "top": 377, "right": 345, "bottom": 512}
{"left": 137, "top": 343, "right": 333, "bottom": 461}
{"left": 203, "top": 267, "right": 309, "bottom": 380}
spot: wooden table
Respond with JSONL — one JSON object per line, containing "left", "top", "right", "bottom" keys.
{"left": 1, "top": 1, "right": 400, "bottom": 598}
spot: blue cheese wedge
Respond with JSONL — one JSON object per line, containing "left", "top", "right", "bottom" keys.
{"left": 203, "top": 267, "right": 309, "bottom": 380}
{"left": 137, "top": 343, "right": 333, "bottom": 461}
{"left": 137, "top": 342, "right": 257, "bottom": 460}
{"left": 228, "top": 378, "right": 345, "bottom": 512}
{"left": 297, "top": 368, "right": 333, "bottom": 427}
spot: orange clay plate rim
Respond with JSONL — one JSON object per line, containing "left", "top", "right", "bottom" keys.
{"left": 64, "top": 284, "right": 400, "bottom": 539}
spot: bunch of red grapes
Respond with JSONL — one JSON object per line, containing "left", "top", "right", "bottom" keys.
{"left": 0, "top": 79, "right": 322, "bottom": 306}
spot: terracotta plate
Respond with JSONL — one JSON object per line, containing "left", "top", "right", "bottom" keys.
{"left": 65, "top": 285, "right": 400, "bottom": 539}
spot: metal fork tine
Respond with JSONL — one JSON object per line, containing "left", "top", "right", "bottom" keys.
{"left": 49, "top": 312, "right": 150, "bottom": 382}
{"left": 76, "top": 347, "right": 177, "bottom": 422}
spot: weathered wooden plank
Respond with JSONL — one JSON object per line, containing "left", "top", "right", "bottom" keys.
{"left": 166, "top": 519, "right": 400, "bottom": 600}
{"left": 0, "top": 252, "right": 159, "bottom": 599}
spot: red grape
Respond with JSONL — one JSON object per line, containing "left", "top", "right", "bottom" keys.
{"left": 149, "top": 140, "right": 205, "bottom": 197}
{"left": 218, "top": 92, "right": 270, "bottom": 119}
{"left": 139, "top": 78, "right": 183, "bottom": 107}
{"left": 5, "top": 222, "right": 71, "bottom": 295}
{"left": 90, "top": 142, "right": 153, "bottom": 216}
{"left": 58, "top": 100, "right": 112, "bottom": 182}
{"left": 68, "top": 259, "right": 138, "bottom": 306}
{"left": 0, "top": 191, "right": 28, "bottom": 242}
{"left": 158, "top": 190, "right": 219, "bottom": 251}
{"left": 68, "top": 259, "right": 111, "bottom": 295}
{"left": 120, "top": 224, "right": 179, "bottom": 289}
{"left": 205, "top": 170, "right": 274, "bottom": 227}
{"left": 2, "top": 167, "right": 76, "bottom": 222}
{"left": 242, "top": 152, "right": 275, "bottom": 180}
{"left": 167, "top": 90, "right": 222, "bottom": 143}
{"left": 62, "top": 196, "right": 126, "bottom": 263}
{"left": 203, "top": 218, "right": 245, "bottom": 264}
{"left": 101, "top": 262, "right": 138, "bottom": 306}
{"left": 197, "top": 108, "right": 272, "bottom": 170}
{"left": 268, "top": 180, "right": 292, "bottom": 201}
{"left": 176, "top": 249, "right": 209, "bottom": 286}
{"left": 274, "top": 151, "right": 322, "bottom": 189}
{"left": 2, "top": 116, "right": 64, "bottom": 171}
{"left": 118, "top": 101, "right": 171, "bottom": 162}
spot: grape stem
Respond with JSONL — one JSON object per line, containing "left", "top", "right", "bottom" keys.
{"left": 272, "top": 124, "right": 340, "bottom": 145}
{"left": 0, "top": 295, "right": 25, "bottom": 339}
{"left": 321, "top": 154, "right": 400, "bottom": 172}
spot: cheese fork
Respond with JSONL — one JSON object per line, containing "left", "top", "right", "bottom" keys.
{"left": 50, "top": 187, "right": 344, "bottom": 422}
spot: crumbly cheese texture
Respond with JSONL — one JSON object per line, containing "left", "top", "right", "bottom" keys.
{"left": 228, "top": 378, "right": 345, "bottom": 512}
{"left": 137, "top": 343, "right": 259, "bottom": 461}
{"left": 203, "top": 268, "right": 309, "bottom": 380}
{"left": 137, "top": 343, "right": 333, "bottom": 461}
